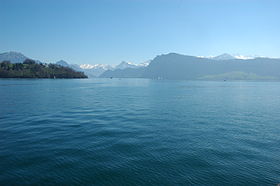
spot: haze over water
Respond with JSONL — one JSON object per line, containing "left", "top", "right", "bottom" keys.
{"left": 1, "top": 79, "right": 279, "bottom": 185}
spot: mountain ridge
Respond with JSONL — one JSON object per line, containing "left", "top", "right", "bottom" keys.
{"left": 101, "top": 53, "right": 280, "bottom": 80}
{"left": 2, "top": 51, "right": 280, "bottom": 80}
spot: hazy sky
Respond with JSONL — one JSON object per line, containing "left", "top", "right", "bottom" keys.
{"left": 1, "top": 0, "right": 280, "bottom": 65}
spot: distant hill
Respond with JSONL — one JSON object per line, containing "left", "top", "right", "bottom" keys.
{"left": 101, "top": 67, "right": 146, "bottom": 78}
{"left": 0, "top": 51, "right": 28, "bottom": 63}
{"left": 100, "top": 53, "right": 280, "bottom": 80}
{"left": 55, "top": 60, "right": 84, "bottom": 73}
{"left": 0, "top": 59, "right": 87, "bottom": 78}
{"left": 56, "top": 60, "right": 69, "bottom": 67}
{"left": 0, "top": 51, "right": 42, "bottom": 64}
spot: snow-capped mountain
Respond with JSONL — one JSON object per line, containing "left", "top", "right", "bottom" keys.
{"left": 115, "top": 61, "right": 139, "bottom": 70}
{"left": 77, "top": 61, "right": 150, "bottom": 77}
{"left": 101, "top": 52, "right": 280, "bottom": 79}
{"left": 138, "top": 60, "right": 151, "bottom": 67}
{"left": 233, "top": 55, "right": 255, "bottom": 60}
{"left": 80, "top": 64, "right": 113, "bottom": 70}
{"left": 114, "top": 61, "right": 150, "bottom": 69}
{"left": 212, "top": 53, "right": 236, "bottom": 60}
{"left": 56, "top": 61, "right": 115, "bottom": 77}
{"left": 0, "top": 51, "right": 150, "bottom": 77}
{"left": 6, "top": 51, "right": 272, "bottom": 79}
{"left": 79, "top": 64, "right": 113, "bottom": 77}
{"left": 198, "top": 53, "right": 256, "bottom": 60}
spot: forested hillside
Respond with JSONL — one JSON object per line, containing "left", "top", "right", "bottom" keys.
{"left": 0, "top": 59, "right": 87, "bottom": 78}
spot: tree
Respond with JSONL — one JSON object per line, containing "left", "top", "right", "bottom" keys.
{"left": 23, "top": 59, "right": 36, "bottom": 65}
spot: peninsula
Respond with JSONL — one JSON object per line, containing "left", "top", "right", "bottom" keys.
{"left": 0, "top": 59, "right": 87, "bottom": 79}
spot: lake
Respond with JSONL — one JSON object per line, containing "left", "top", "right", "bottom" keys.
{"left": 0, "top": 79, "right": 279, "bottom": 185}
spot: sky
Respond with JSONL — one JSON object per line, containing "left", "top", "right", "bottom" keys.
{"left": 1, "top": 0, "right": 280, "bottom": 65}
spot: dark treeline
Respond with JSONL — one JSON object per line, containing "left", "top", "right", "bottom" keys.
{"left": 0, "top": 59, "right": 87, "bottom": 78}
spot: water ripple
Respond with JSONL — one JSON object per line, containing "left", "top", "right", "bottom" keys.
{"left": 0, "top": 79, "right": 280, "bottom": 185}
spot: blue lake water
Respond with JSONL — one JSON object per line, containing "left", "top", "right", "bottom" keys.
{"left": 0, "top": 78, "right": 280, "bottom": 185}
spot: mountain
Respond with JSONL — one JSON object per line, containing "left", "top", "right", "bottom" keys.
{"left": 212, "top": 53, "right": 236, "bottom": 60}
{"left": 198, "top": 54, "right": 255, "bottom": 60}
{"left": 101, "top": 68, "right": 146, "bottom": 78}
{"left": 77, "top": 61, "right": 150, "bottom": 77}
{"left": 100, "top": 53, "right": 280, "bottom": 80}
{"left": 115, "top": 61, "right": 137, "bottom": 69}
{"left": 0, "top": 51, "right": 43, "bottom": 64}
{"left": 145, "top": 53, "right": 280, "bottom": 80}
{"left": 56, "top": 60, "right": 69, "bottom": 67}
{"left": 80, "top": 64, "right": 110, "bottom": 70}
{"left": 0, "top": 51, "right": 28, "bottom": 63}
{"left": 138, "top": 60, "right": 151, "bottom": 67}
{"left": 79, "top": 64, "right": 113, "bottom": 77}
{"left": 55, "top": 60, "right": 83, "bottom": 73}
{"left": 55, "top": 61, "right": 113, "bottom": 77}
{"left": 115, "top": 61, "right": 142, "bottom": 69}
{"left": 0, "top": 51, "right": 150, "bottom": 78}
{"left": 3, "top": 51, "right": 279, "bottom": 80}
{"left": 100, "top": 61, "right": 149, "bottom": 78}
{"left": 114, "top": 61, "right": 150, "bottom": 70}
